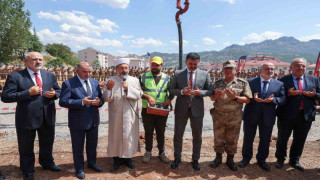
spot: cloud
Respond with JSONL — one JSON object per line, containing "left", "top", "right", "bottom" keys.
{"left": 316, "top": 24, "right": 320, "bottom": 27}
{"left": 193, "top": 44, "right": 200, "bottom": 48}
{"left": 37, "top": 29, "right": 123, "bottom": 48}
{"left": 37, "top": 10, "right": 119, "bottom": 35}
{"left": 210, "top": 24, "right": 223, "bottom": 28}
{"left": 298, "top": 34, "right": 320, "bottom": 41}
{"left": 91, "top": 0, "right": 130, "bottom": 9}
{"left": 116, "top": 50, "right": 130, "bottom": 56}
{"left": 202, "top": 37, "right": 216, "bottom": 45}
{"left": 218, "top": 0, "right": 235, "bottom": 4}
{"left": 131, "top": 38, "right": 165, "bottom": 48}
{"left": 121, "top": 35, "right": 133, "bottom": 39}
{"left": 223, "top": 42, "right": 231, "bottom": 46}
{"left": 170, "top": 40, "right": 189, "bottom": 46}
{"left": 242, "top": 31, "right": 284, "bottom": 43}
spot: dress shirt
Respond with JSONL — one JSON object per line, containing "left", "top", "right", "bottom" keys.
{"left": 27, "top": 68, "right": 42, "bottom": 85}
{"left": 181, "top": 69, "right": 197, "bottom": 95}
{"left": 292, "top": 74, "right": 305, "bottom": 90}
{"left": 260, "top": 76, "right": 271, "bottom": 93}
{"left": 77, "top": 75, "right": 92, "bottom": 94}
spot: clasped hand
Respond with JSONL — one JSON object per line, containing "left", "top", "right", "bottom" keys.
{"left": 182, "top": 86, "right": 200, "bottom": 96}
{"left": 288, "top": 87, "right": 316, "bottom": 97}
{"left": 83, "top": 96, "right": 101, "bottom": 106}
{"left": 254, "top": 93, "right": 274, "bottom": 103}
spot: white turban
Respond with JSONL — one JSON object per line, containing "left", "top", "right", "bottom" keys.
{"left": 114, "top": 58, "right": 130, "bottom": 67}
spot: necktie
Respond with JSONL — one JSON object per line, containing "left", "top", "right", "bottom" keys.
{"left": 297, "top": 77, "right": 304, "bottom": 109}
{"left": 189, "top": 71, "right": 193, "bottom": 90}
{"left": 84, "top": 80, "right": 92, "bottom": 96}
{"left": 262, "top": 80, "right": 269, "bottom": 99}
{"left": 34, "top": 73, "right": 42, "bottom": 95}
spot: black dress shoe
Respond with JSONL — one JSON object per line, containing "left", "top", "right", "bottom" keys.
{"left": 0, "top": 171, "right": 5, "bottom": 180}
{"left": 192, "top": 160, "right": 200, "bottom": 171}
{"left": 239, "top": 159, "right": 250, "bottom": 168}
{"left": 23, "top": 173, "right": 34, "bottom": 180}
{"left": 258, "top": 161, "right": 270, "bottom": 172}
{"left": 88, "top": 164, "right": 102, "bottom": 172}
{"left": 110, "top": 158, "right": 123, "bottom": 172}
{"left": 171, "top": 158, "right": 181, "bottom": 169}
{"left": 125, "top": 159, "right": 135, "bottom": 169}
{"left": 275, "top": 159, "right": 284, "bottom": 168}
{"left": 289, "top": 160, "right": 305, "bottom": 172}
{"left": 75, "top": 170, "right": 85, "bottom": 179}
{"left": 43, "top": 164, "right": 62, "bottom": 172}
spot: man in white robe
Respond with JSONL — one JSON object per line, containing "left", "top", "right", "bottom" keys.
{"left": 102, "top": 58, "right": 143, "bottom": 172}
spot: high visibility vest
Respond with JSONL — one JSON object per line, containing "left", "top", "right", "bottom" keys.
{"left": 141, "top": 72, "right": 170, "bottom": 108}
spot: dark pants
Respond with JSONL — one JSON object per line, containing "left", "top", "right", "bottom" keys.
{"left": 174, "top": 108, "right": 203, "bottom": 161}
{"left": 275, "top": 110, "right": 312, "bottom": 161}
{"left": 141, "top": 108, "right": 168, "bottom": 155}
{"left": 16, "top": 120, "right": 55, "bottom": 174}
{"left": 242, "top": 118, "right": 273, "bottom": 162}
{"left": 70, "top": 125, "right": 98, "bottom": 172}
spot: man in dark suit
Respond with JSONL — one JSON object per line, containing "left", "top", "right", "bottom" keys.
{"left": 240, "top": 63, "right": 285, "bottom": 171}
{"left": 1, "top": 52, "right": 61, "bottom": 180}
{"left": 170, "top": 52, "right": 213, "bottom": 171}
{"left": 59, "top": 62, "right": 104, "bottom": 179}
{"left": 275, "top": 58, "right": 320, "bottom": 171}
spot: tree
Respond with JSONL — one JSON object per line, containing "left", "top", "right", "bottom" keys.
{"left": 27, "top": 27, "right": 43, "bottom": 52}
{"left": 45, "top": 43, "right": 79, "bottom": 66}
{"left": 0, "top": 0, "right": 32, "bottom": 62}
{"left": 92, "top": 59, "right": 101, "bottom": 68}
{"left": 46, "top": 57, "right": 64, "bottom": 67}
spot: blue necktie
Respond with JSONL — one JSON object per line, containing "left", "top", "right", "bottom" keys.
{"left": 262, "top": 81, "right": 269, "bottom": 99}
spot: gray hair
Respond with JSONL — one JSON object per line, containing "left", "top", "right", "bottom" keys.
{"left": 77, "top": 61, "right": 92, "bottom": 69}
{"left": 260, "top": 62, "right": 275, "bottom": 69}
{"left": 291, "top": 58, "right": 307, "bottom": 66}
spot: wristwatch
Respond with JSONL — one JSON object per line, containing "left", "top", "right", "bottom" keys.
{"left": 234, "top": 96, "right": 239, "bottom": 101}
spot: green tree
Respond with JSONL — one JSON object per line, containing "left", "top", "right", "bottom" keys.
{"left": 27, "top": 27, "right": 43, "bottom": 52}
{"left": 45, "top": 43, "right": 80, "bottom": 65}
{"left": 0, "top": 0, "right": 32, "bottom": 62}
{"left": 92, "top": 59, "right": 101, "bottom": 68}
{"left": 46, "top": 57, "right": 64, "bottom": 67}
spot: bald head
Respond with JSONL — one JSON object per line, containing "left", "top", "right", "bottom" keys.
{"left": 76, "top": 62, "right": 92, "bottom": 80}
{"left": 290, "top": 58, "right": 306, "bottom": 78}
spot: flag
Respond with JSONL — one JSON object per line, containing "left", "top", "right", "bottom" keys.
{"left": 147, "top": 52, "right": 151, "bottom": 64}
{"left": 237, "top": 56, "right": 247, "bottom": 70}
{"left": 314, "top": 52, "right": 320, "bottom": 76}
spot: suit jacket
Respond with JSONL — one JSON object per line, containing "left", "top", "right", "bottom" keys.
{"left": 243, "top": 77, "right": 285, "bottom": 127}
{"left": 276, "top": 74, "right": 320, "bottom": 122}
{"left": 170, "top": 68, "right": 213, "bottom": 117}
{"left": 1, "top": 69, "right": 60, "bottom": 129}
{"left": 59, "top": 76, "right": 104, "bottom": 130}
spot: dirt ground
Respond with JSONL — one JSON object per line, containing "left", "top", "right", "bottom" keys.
{"left": 0, "top": 132, "right": 320, "bottom": 180}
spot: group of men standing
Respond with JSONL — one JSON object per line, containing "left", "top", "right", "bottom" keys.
{"left": 0, "top": 51, "right": 319, "bottom": 180}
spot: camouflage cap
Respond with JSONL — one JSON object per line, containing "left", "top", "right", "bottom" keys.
{"left": 223, "top": 60, "right": 236, "bottom": 69}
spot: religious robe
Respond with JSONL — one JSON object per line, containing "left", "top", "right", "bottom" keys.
{"left": 103, "top": 75, "right": 143, "bottom": 158}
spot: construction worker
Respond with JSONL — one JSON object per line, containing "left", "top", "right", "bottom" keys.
{"left": 140, "top": 56, "right": 174, "bottom": 164}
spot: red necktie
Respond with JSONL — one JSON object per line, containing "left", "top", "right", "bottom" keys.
{"left": 297, "top": 77, "right": 304, "bottom": 109}
{"left": 189, "top": 71, "right": 193, "bottom": 89}
{"left": 34, "top": 72, "right": 43, "bottom": 95}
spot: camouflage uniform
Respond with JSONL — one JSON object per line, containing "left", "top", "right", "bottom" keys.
{"left": 212, "top": 77, "right": 252, "bottom": 154}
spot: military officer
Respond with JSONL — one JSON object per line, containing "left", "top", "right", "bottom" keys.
{"left": 210, "top": 60, "right": 252, "bottom": 171}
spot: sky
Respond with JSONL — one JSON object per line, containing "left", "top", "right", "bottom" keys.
{"left": 24, "top": 0, "right": 320, "bottom": 56}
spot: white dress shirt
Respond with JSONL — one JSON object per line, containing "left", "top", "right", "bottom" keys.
{"left": 27, "top": 68, "right": 42, "bottom": 85}
{"left": 77, "top": 75, "right": 92, "bottom": 94}
{"left": 260, "top": 76, "right": 271, "bottom": 93}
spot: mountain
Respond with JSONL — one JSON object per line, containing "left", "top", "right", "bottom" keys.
{"left": 142, "top": 36, "right": 320, "bottom": 68}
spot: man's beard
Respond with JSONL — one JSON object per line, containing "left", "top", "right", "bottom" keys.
{"left": 151, "top": 69, "right": 160, "bottom": 75}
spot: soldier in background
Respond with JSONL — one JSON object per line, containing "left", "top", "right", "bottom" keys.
{"left": 54, "top": 65, "right": 61, "bottom": 81}
{"left": 67, "top": 67, "right": 73, "bottom": 80}
{"left": 210, "top": 60, "right": 251, "bottom": 171}
{"left": 61, "top": 65, "right": 68, "bottom": 81}
{"left": 0, "top": 63, "right": 5, "bottom": 80}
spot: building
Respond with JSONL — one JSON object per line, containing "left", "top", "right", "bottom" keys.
{"left": 108, "top": 54, "right": 146, "bottom": 68}
{"left": 78, "top": 47, "right": 108, "bottom": 67}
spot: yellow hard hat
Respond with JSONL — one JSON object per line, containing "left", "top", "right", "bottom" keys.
{"left": 151, "top": 56, "right": 163, "bottom": 65}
